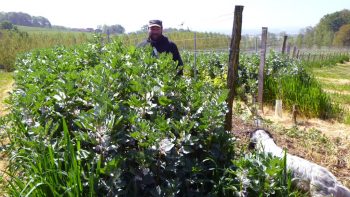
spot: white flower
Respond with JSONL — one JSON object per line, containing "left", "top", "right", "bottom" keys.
{"left": 159, "top": 138, "right": 175, "bottom": 153}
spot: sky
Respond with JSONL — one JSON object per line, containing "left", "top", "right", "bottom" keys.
{"left": 0, "top": 0, "right": 349, "bottom": 35}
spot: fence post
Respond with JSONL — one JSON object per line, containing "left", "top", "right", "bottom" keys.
{"left": 225, "top": 5, "right": 244, "bottom": 131}
{"left": 281, "top": 35, "right": 287, "bottom": 54}
{"left": 258, "top": 27, "right": 268, "bottom": 113}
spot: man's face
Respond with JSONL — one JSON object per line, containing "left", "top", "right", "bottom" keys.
{"left": 148, "top": 26, "right": 162, "bottom": 41}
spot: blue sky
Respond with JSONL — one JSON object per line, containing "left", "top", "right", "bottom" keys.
{"left": 0, "top": 0, "right": 349, "bottom": 34}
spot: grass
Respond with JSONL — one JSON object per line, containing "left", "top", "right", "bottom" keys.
{"left": 312, "top": 63, "right": 350, "bottom": 79}
{"left": 330, "top": 94, "right": 350, "bottom": 105}
{"left": 0, "top": 28, "right": 91, "bottom": 71}
{"left": 321, "top": 83, "right": 350, "bottom": 92}
{"left": 17, "top": 25, "right": 88, "bottom": 34}
{"left": 5, "top": 119, "right": 96, "bottom": 196}
{"left": 309, "top": 62, "right": 350, "bottom": 124}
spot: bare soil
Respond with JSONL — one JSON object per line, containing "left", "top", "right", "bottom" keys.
{"left": 0, "top": 79, "right": 13, "bottom": 117}
{"left": 263, "top": 106, "right": 350, "bottom": 138}
{"left": 0, "top": 77, "right": 12, "bottom": 193}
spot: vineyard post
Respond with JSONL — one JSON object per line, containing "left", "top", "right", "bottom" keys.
{"left": 286, "top": 43, "right": 291, "bottom": 58}
{"left": 281, "top": 35, "right": 287, "bottom": 54}
{"left": 292, "top": 104, "right": 298, "bottom": 126}
{"left": 225, "top": 5, "right": 243, "bottom": 131}
{"left": 107, "top": 29, "right": 110, "bottom": 43}
{"left": 296, "top": 49, "right": 300, "bottom": 59}
{"left": 292, "top": 46, "right": 297, "bottom": 58}
{"left": 258, "top": 27, "right": 268, "bottom": 112}
{"left": 194, "top": 32, "right": 197, "bottom": 79}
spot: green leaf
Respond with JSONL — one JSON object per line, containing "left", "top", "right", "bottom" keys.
{"left": 158, "top": 96, "right": 172, "bottom": 106}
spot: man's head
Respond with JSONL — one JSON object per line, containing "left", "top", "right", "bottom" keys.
{"left": 148, "top": 19, "right": 163, "bottom": 41}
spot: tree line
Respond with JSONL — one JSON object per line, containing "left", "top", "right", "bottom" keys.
{"left": 1, "top": 9, "right": 350, "bottom": 47}
{"left": 0, "top": 11, "right": 51, "bottom": 28}
{"left": 0, "top": 11, "right": 127, "bottom": 34}
{"left": 296, "top": 9, "right": 350, "bottom": 48}
{"left": 1, "top": 9, "right": 349, "bottom": 71}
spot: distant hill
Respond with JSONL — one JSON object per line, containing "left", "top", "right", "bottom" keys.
{"left": 0, "top": 11, "right": 97, "bottom": 33}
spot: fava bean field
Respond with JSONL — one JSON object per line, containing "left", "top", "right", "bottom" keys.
{"left": 0, "top": 36, "right": 349, "bottom": 196}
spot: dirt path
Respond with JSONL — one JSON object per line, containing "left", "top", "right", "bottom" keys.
{"left": 0, "top": 81, "right": 13, "bottom": 117}
{"left": 0, "top": 73, "right": 13, "bottom": 193}
{"left": 0, "top": 71, "right": 14, "bottom": 117}
{"left": 261, "top": 105, "right": 350, "bottom": 138}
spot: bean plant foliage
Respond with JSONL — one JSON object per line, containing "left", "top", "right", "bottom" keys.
{"left": 3, "top": 36, "right": 210, "bottom": 196}
{"left": 2, "top": 36, "right": 299, "bottom": 196}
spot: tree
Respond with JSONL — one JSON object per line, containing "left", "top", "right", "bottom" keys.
{"left": 32, "top": 16, "right": 51, "bottom": 27}
{"left": 300, "top": 9, "right": 350, "bottom": 47}
{"left": 333, "top": 24, "right": 350, "bottom": 47}
{"left": 302, "top": 26, "right": 315, "bottom": 48}
{"left": 0, "top": 20, "right": 13, "bottom": 30}
{"left": 268, "top": 32, "right": 278, "bottom": 49}
{"left": 102, "top": 24, "right": 125, "bottom": 34}
{"left": 110, "top": 24, "right": 125, "bottom": 34}
{"left": 7, "top": 12, "right": 32, "bottom": 26}
{"left": 0, "top": 12, "right": 6, "bottom": 21}
{"left": 295, "top": 33, "right": 304, "bottom": 48}
{"left": 140, "top": 24, "right": 148, "bottom": 32}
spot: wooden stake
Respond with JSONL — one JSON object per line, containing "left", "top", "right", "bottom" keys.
{"left": 225, "top": 5, "right": 244, "bottom": 131}
{"left": 292, "top": 46, "right": 297, "bottom": 58}
{"left": 258, "top": 27, "right": 268, "bottom": 112}
{"left": 292, "top": 104, "right": 298, "bottom": 126}
{"left": 281, "top": 35, "right": 287, "bottom": 54}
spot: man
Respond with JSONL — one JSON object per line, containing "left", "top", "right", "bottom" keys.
{"left": 138, "top": 20, "right": 183, "bottom": 75}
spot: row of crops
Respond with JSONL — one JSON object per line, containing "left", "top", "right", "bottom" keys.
{"left": 1, "top": 35, "right": 348, "bottom": 196}
{"left": 0, "top": 28, "right": 90, "bottom": 71}
{"left": 185, "top": 49, "right": 348, "bottom": 120}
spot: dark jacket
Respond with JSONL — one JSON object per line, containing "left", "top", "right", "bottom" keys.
{"left": 138, "top": 35, "right": 183, "bottom": 68}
